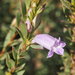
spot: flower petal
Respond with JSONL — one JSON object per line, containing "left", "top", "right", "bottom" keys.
{"left": 58, "top": 37, "right": 61, "bottom": 42}
{"left": 53, "top": 47, "right": 64, "bottom": 55}
{"left": 47, "top": 50, "right": 54, "bottom": 58}
{"left": 25, "top": 18, "right": 32, "bottom": 32}
{"left": 60, "top": 41, "right": 66, "bottom": 47}
{"left": 31, "top": 34, "right": 55, "bottom": 50}
{"left": 54, "top": 37, "right": 66, "bottom": 48}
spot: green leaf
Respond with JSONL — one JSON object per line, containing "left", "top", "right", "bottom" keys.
{"left": 2, "top": 20, "right": 18, "bottom": 51}
{"left": 6, "top": 53, "right": 15, "bottom": 70}
{"left": 6, "top": 54, "right": 11, "bottom": 69}
{"left": 15, "top": 27, "right": 24, "bottom": 41}
{"left": 12, "top": 49, "right": 19, "bottom": 61}
{"left": 25, "top": 0, "right": 31, "bottom": 8}
{"left": 21, "top": 1, "right": 26, "bottom": 20}
{"left": 16, "top": 10, "right": 21, "bottom": 26}
{"left": 30, "top": 45, "right": 43, "bottom": 49}
{"left": 19, "top": 42, "right": 23, "bottom": 50}
{"left": 20, "top": 23, "right": 27, "bottom": 43}
{"left": 60, "top": 0, "right": 71, "bottom": 9}
{"left": 9, "top": 59, "right": 15, "bottom": 69}
{"left": 20, "top": 50, "right": 28, "bottom": 56}
{"left": 3, "top": 27, "right": 16, "bottom": 48}
{"left": 16, "top": 70, "right": 25, "bottom": 75}
{"left": 15, "top": 63, "right": 26, "bottom": 72}
{"left": 60, "top": 0, "right": 73, "bottom": 14}
{"left": 6, "top": 53, "right": 10, "bottom": 59}
{"left": 0, "top": 54, "right": 6, "bottom": 61}
{"left": 10, "top": 40, "right": 21, "bottom": 46}
{"left": 14, "top": 58, "right": 26, "bottom": 73}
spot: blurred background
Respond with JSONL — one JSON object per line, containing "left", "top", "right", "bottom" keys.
{"left": 0, "top": 0, "right": 71, "bottom": 75}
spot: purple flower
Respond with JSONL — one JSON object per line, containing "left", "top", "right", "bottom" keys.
{"left": 31, "top": 34, "right": 66, "bottom": 58}
{"left": 25, "top": 18, "right": 32, "bottom": 32}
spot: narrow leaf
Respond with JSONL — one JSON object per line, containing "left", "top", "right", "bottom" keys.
{"left": 10, "top": 40, "right": 21, "bottom": 46}
{"left": 6, "top": 53, "right": 11, "bottom": 68}
{"left": 9, "top": 59, "right": 15, "bottom": 69}
{"left": 20, "top": 50, "right": 28, "bottom": 56}
{"left": 16, "top": 10, "right": 21, "bottom": 26}
{"left": 60, "top": 0, "right": 71, "bottom": 9}
{"left": 6, "top": 53, "right": 10, "bottom": 59}
{"left": 3, "top": 27, "right": 16, "bottom": 48}
{"left": 2, "top": 18, "right": 18, "bottom": 54}
{"left": 21, "top": 1, "right": 26, "bottom": 20}
{"left": 16, "top": 70, "right": 25, "bottom": 75}
{"left": 20, "top": 23, "right": 27, "bottom": 43}
{"left": 12, "top": 49, "right": 19, "bottom": 61}
{"left": 30, "top": 45, "right": 43, "bottom": 49}
{"left": 15, "top": 27, "right": 24, "bottom": 41}
{"left": 15, "top": 63, "right": 25, "bottom": 72}
{"left": 15, "top": 59, "right": 26, "bottom": 73}
{"left": 25, "top": 0, "right": 31, "bottom": 8}
{"left": 19, "top": 42, "right": 23, "bottom": 50}
{"left": 6, "top": 53, "right": 15, "bottom": 70}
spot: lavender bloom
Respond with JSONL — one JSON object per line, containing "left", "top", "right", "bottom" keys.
{"left": 25, "top": 18, "right": 32, "bottom": 32}
{"left": 31, "top": 34, "right": 66, "bottom": 58}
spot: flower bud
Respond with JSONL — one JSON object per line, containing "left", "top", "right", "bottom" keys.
{"left": 28, "top": 8, "right": 33, "bottom": 17}
{"left": 25, "top": 18, "right": 32, "bottom": 32}
{"left": 32, "top": 15, "right": 37, "bottom": 27}
{"left": 32, "top": 13, "right": 41, "bottom": 29}
{"left": 32, "top": 4, "right": 46, "bottom": 28}
{"left": 32, "top": 2, "right": 36, "bottom": 7}
{"left": 28, "top": 8, "right": 34, "bottom": 20}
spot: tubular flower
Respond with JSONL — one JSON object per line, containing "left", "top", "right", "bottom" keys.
{"left": 31, "top": 34, "right": 66, "bottom": 58}
{"left": 25, "top": 18, "right": 32, "bottom": 32}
